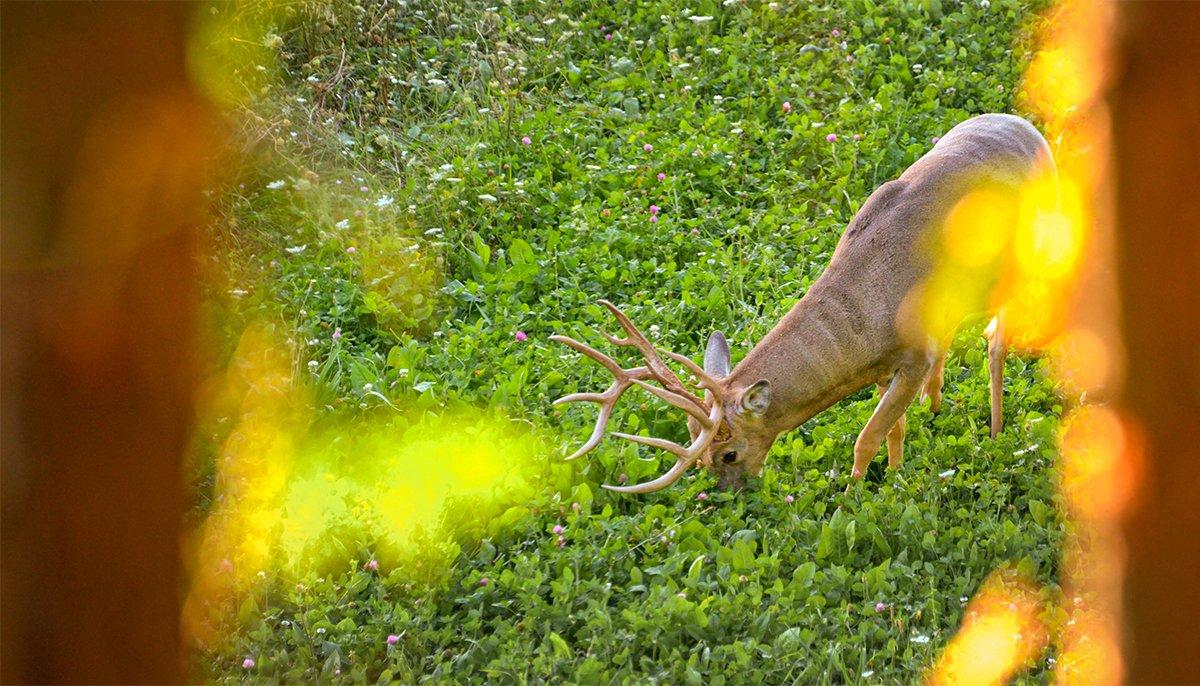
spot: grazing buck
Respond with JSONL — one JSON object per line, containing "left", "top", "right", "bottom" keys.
{"left": 554, "top": 114, "right": 1055, "bottom": 493}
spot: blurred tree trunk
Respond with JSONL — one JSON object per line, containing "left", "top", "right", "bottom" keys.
{"left": 1111, "top": 2, "right": 1200, "bottom": 682}
{"left": 1, "top": 3, "right": 214, "bottom": 682}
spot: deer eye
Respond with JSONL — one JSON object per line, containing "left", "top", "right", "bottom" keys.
{"left": 721, "top": 451, "right": 738, "bottom": 464}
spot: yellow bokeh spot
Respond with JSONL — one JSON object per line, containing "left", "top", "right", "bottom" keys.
{"left": 183, "top": 322, "right": 556, "bottom": 648}
{"left": 1059, "top": 405, "right": 1139, "bottom": 521}
{"left": 930, "top": 572, "right": 1048, "bottom": 686}
{"left": 943, "top": 188, "right": 1015, "bottom": 268}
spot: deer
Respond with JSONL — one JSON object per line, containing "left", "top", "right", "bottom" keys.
{"left": 553, "top": 113, "right": 1056, "bottom": 493}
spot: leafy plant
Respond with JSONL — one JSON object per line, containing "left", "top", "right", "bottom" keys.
{"left": 196, "top": 0, "right": 1062, "bottom": 682}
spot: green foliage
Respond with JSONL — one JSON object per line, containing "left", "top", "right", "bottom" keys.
{"left": 199, "top": 0, "right": 1062, "bottom": 682}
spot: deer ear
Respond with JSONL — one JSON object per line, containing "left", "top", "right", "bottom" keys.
{"left": 739, "top": 380, "right": 771, "bottom": 416}
{"left": 704, "top": 331, "right": 731, "bottom": 378}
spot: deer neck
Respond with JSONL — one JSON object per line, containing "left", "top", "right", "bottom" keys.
{"left": 727, "top": 287, "right": 883, "bottom": 437}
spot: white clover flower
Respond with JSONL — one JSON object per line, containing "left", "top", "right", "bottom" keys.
{"left": 335, "top": 219, "right": 350, "bottom": 229}
{"left": 266, "top": 180, "right": 286, "bottom": 189}
{"left": 689, "top": 15, "right": 714, "bottom": 23}
{"left": 478, "top": 194, "right": 498, "bottom": 203}
{"left": 376, "top": 195, "right": 395, "bottom": 208}
{"left": 285, "top": 245, "right": 307, "bottom": 254}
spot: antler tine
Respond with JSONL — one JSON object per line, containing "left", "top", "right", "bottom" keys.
{"left": 659, "top": 350, "right": 724, "bottom": 394}
{"left": 629, "top": 379, "right": 715, "bottom": 428}
{"left": 597, "top": 300, "right": 707, "bottom": 413}
{"left": 548, "top": 334, "right": 624, "bottom": 377}
{"left": 551, "top": 334, "right": 657, "bottom": 460}
{"left": 560, "top": 383, "right": 618, "bottom": 460}
{"left": 553, "top": 304, "right": 726, "bottom": 490}
{"left": 604, "top": 400, "right": 724, "bottom": 493}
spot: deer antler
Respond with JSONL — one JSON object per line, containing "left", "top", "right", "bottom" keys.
{"left": 552, "top": 301, "right": 725, "bottom": 493}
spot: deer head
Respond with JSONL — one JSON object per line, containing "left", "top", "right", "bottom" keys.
{"left": 552, "top": 301, "right": 777, "bottom": 493}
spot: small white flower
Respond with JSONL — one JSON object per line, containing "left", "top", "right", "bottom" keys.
{"left": 910, "top": 634, "right": 931, "bottom": 644}
{"left": 335, "top": 219, "right": 350, "bottom": 230}
{"left": 689, "top": 15, "right": 714, "bottom": 23}
{"left": 307, "top": 360, "right": 319, "bottom": 370}
{"left": 478, "top": 193, "right": 498, "bottom": 203}
{"left": 285, "top": 245, "right": 307, "bottom": 254}
{"left": 939, "top": 469, "right": 956, "bottom": 478}
{"left": 229, "top": 288, "right": 249, "bottom": 297}
{"left": 266, "top": 180, "right": 286, "bottom": 189}
{"left": 980, "top": 0, "right": 990, "bottom": 7}
{"left": 376, "top": 195, "right": 395, "bottom": 208}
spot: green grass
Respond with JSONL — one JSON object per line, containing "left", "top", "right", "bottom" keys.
{"left": 195, "top": 0, "right": 1064, "bottom": 682}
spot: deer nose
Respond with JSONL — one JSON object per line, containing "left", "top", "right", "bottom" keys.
{"left": 715, "top": 470, "right": 746, "bottom": 492}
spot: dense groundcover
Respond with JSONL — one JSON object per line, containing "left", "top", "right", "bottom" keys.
{"left": 195, "top": 0, "right": 1063, "bottom": 682}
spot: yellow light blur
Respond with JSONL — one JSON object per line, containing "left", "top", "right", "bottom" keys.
{"left": 929, "top": 572, "right": 1048, "bottom": 686}
{"left": 942, "top": 188, "right": 1014, "bottom": 268}
{"left": 183, "top": 322, "right": 553, "bottom": 648}
{"left": 1050, "top": 325, "right": 1114, "bottom": 396}
{"left": 1059, "top": 405, "right": 1140, "bottom": 521}
{"left": 929, "top": 0, "right": 1124, "bottom": 682}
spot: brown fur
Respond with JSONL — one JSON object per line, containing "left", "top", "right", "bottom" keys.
{"left": 701, "top": 114, "right": 1054, "bottom": 489}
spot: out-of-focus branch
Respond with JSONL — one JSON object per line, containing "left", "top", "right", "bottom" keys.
{"left": 1111, "top": 3, "right": 1200, "bottom": 682}
{"left": 1, "top": 3, "right": 217, "bottom": 682}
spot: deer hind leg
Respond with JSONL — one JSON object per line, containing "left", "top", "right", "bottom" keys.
{"left": 874, "top": 382, "right": 909, "bottom": 469}
{"left": 920, "top": 351, "right": 947, "bottom": 413}
{"left": 985, "top": 313, "right": 1008, "bottom": 438}
{"left": 853, "top": 368, "right": 926, "bottom": 479}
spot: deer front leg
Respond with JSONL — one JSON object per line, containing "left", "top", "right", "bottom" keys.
{"left": 853, "top": 369, "right": 926, "bottom": 478}
{"left": 985, "top": 313, "right": 1007, "bottom": 438}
